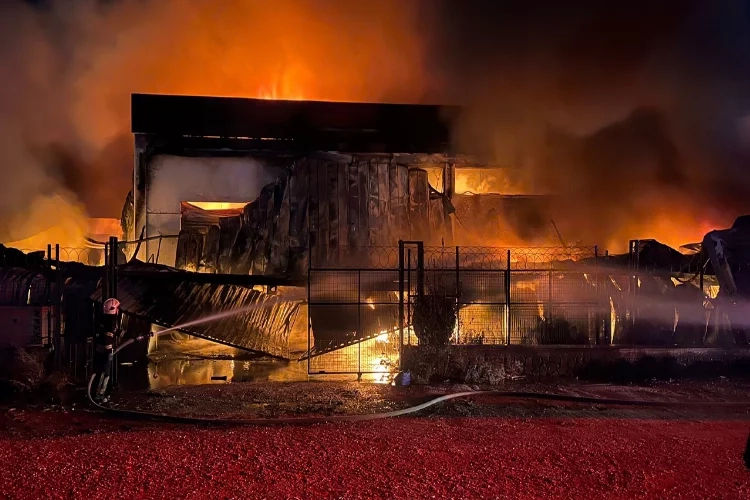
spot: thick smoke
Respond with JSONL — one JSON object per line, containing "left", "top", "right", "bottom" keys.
{"left": 425, "top": 0, "right": 750, "bottom": 251}
{"left": 2, "top": 1, "right": 750, "bottom": 252}
{"left": 0, "top": 0, "right": 433, "bottom": 248}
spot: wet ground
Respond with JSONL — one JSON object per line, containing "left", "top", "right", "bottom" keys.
{"left": 105, "top": 336, "right": 750, "bottom": 421}
{"left": 105, "top": 377, "right": 750, "bottom": 421}
{"left": 117, "top": 336, "right": 391, "bottom": 391}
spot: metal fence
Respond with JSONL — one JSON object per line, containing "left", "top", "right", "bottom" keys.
{"left": 13, "top": 238, "right": 157, "bottom": 268}
{"left": 13, "top": 246, "right": 104, "bottom": 266}
{"left": 312, "top": 245, "right": 597, "bottom": 271}
{"left": 306, "top": 240, "right": 743, "bottom": 375}
{"left": 306, "top": 269, "right": 401, "bottom": 377}
{"left": 306, "top": 243, "right": 610, "bottom": 375}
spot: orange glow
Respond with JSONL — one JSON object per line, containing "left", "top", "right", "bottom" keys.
{"left": 2, "top": 1, "right": 744, "bottom": 265}
{"left": 2, "top": 195, "right": 89, "bottom": 251}
{"left": 601, "top": 213, "right": 722, "bottom": 254}
{"left": 454, "top": 169, "right": 527, "bottom": 195}
{"left": 72, "top": 1, "right": 432, "bottom": 148}
{"left": 187, "top": 202, "right": 248, "bottom": 211}
{"left": 446, "top": 170, "right": 729, "bottom": 253}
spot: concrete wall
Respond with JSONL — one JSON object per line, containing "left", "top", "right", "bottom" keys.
{"left": 140, "top": 155, "right": 280, "bottom": 265}
{"left": 403, "top": 345, "right": 750, "bottom": 384}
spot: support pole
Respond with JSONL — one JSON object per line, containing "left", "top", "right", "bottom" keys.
{"left": 108, "top": 236, "right": 119, "bottom": 387}
{"left": 505, "top": 249, "right": 511, "bottom": 345}
{"left": 307, "top": 249, "right": 311, "bottom": 376}
{"left": 455, "top": 246, "right": 460, "bottom": 343}
{"left": 103, "top": 243, "right": 109, "bottom": 302}
{"left": 416, "top": 242, "right": 424, "bottom": 300}
{"left": 54, "top": 244, "right": 62, "bottom": 368}
{"left": 594, "top": 245, "right": 602, "bottom": 345}
{"left": 407, "top": 249, "right": 412, "bottom": 346}
{"left": 46, "top": 244, "right": 52, "bottom": 349}
{"left": 357, "top": 269, "right": 362, "bottom": 380}
{"left": 398, "top": 240, "right": 405, "bottom": 370}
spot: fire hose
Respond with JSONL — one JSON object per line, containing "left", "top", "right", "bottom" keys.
{"left": 87, "top": 378, "right": 750, "bottom": 425}
{"left": 88, "top": 334, "right": 750, "bottom": 426}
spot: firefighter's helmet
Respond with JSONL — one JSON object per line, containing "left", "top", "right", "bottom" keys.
{"left": 103, "top": 298, "right": 120, "bottom": 315}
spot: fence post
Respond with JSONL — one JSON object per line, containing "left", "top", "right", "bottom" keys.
{"left": 398, "top": 240, "right": 405, "bottom": 370}
{"left": 505, "top": 249, "right": 511, "bottom": 345}
{"left": 54, "top": 244, "right": 62, "bottom": 369}
{"left": 455, "top": 246, "right": 460, "bottom": 343}
{"left": 407, "top": 249, "right": 411, "bottom": 346}
{"left": 699, "top": 246, "right": 705, "bottom": 296}
{"left": 548, "top": 267, "right": 553, "bottom": 342}
{"left": 108, "top": 236, "right": 119, "bottom": 388}
{"left": 416, "top": 242, "right": 424, "bottom": 300}
{"left": 46, "top": 244, "right": 52, "bottom": 349}
{"left": 156, "top": 235, "right": 163, "bottom": 265}
{"left": 307, "top": 252, "right": 311, "bottom": 375}
{"left": 112, "top": 237, "right": 119, "bottom": 299}
{"left": 357, "top": 268, "right": 362, "bottom": 379}
{"left": 103, "top": 242, "right": 109, "bottom": 301}
{"left": 631, "top": 240, "right": 640, "bottom": 333}
{"left": 594, "top": 245, "right": 601, "bottom": 345}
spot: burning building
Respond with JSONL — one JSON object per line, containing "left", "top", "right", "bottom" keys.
{"left": 125, "top": 93, "right": 561, "bottom": 274}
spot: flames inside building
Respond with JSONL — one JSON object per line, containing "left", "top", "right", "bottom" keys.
{"left": 1, "top": 93, "right": 747, "bottom": 379}
{"left": 114, "top": 94, "right": 746, "bottom": 375}
{"left": 125, "top": 94, "right": 563, "bottom": 274}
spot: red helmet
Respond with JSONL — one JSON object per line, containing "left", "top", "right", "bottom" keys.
{"left": 103, "top": 298, "right": 120, "bottom": 315}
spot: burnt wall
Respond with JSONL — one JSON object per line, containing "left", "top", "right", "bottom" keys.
{"left": 174, "top": 156, "right": 453, "bottom": 276}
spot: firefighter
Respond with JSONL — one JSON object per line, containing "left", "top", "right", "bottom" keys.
{"left": 93, "top": 298, "right": 121, "bottom": 402}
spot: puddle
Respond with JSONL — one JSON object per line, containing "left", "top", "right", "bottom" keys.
{"left": 117, "top": 356, "right": 308, "bottom": 390}
{"left": 116, "top": 338, "right": 395, "bottom": 390}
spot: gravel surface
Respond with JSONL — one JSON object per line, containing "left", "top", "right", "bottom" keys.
{"left": 2, "top": 379, "right": 750, "bottom": 498}
{"left": 1, "top": 410, "right": 749, "bottom": 499}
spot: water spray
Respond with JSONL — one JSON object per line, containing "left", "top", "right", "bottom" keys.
{"left": 112, "top": 301, "right": 266, "bottom": 356}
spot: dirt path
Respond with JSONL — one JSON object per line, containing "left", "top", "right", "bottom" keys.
{"left": 1, "top": 410, "right": 748, "bottom": 499}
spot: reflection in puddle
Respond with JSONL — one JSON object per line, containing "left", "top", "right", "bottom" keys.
{"left": 118, "top": 336, "right": 397, "bottom": 390}
{"left": 307, "top": 329, "right": 402, "bottom": 384}
{"left": 119, "top": 357, "right": 394, "bottom": 390}
{"left": 117, "top": 357, "right": 309, "bottom": 390}
{"left": 148, "top": 357, "right": 309, "bottom": 387}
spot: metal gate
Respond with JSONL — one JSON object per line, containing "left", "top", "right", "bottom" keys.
{"left": 306, "top": 242, "right": 603, "bottom": 375}
{"left": 306, "top": 254, "right": 403, "bottom": 378}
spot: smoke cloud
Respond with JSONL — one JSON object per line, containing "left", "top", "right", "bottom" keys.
{"left": 2, "top": 1, "right": 750, "bottom": 252}
{"left": 0, "top": 0, "right": 433, "bottom": 248}
{"left": 426, "top": 0, "right": 750, "bottom": 251}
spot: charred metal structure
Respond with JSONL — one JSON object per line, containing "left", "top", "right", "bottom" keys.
{"left": 128, "top": 94, "right": 562, "bottom": 274}
{"left": 122, "top": 94, "right": 750, "bottom": 377}
{"left": 127, "top": 93, "right": 469, "bottom": 274}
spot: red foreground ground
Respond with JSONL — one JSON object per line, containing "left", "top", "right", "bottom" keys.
{"left": 1, "top": 411, "right": 749, "bottom": 499}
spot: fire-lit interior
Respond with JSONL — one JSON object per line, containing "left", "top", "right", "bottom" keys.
{"left": 186, "top": 202, "right": 250, "bottom": 211}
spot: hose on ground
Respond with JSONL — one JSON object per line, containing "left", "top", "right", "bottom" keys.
{"left": 87, "top": 374, "right": 750, "bottom": 426}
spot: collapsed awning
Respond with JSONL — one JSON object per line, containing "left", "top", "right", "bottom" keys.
{"left": 91, "top": 274, "right": 300, "bottom": 359}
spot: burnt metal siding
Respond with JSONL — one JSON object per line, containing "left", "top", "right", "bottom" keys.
{"left": 91, "top": 277, "right": 299, "bottom": 359}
